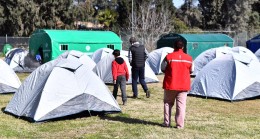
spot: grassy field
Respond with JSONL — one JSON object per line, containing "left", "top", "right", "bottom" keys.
{"left": 0, "top": 73, "right": 260, "bottom": 139}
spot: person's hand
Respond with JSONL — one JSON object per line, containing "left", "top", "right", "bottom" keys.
{"left": 113, "top": 80, "right": 117, "bottom": 84}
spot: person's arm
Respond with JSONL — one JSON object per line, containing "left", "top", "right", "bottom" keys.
{"left": 112, "top": 61, "right": 117, "bottom": 84}
{"left": 124, "top": 62, "right": 129, "bottom": 81}
{"left": 161, "top": 57, "right": 167, "bottom": 73}
{"left": 144, "top": 48, "right": 149, "bottom": 60}
{"left": 128, "top": 48, "right": 132, "bottom": 66}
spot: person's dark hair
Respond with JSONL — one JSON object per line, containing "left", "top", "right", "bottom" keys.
{"left": 174, "top": 39, "right": 185, "bottom": 50}
{"left": 129, "top": 36, "right": 137, "bottom": 44}
{"left": 112, "top": 49, "right": 120, "bottom": 57}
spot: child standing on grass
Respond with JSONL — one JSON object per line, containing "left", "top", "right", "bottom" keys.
{"left": 112, "top": 49, "right": 129, "bottom": 105}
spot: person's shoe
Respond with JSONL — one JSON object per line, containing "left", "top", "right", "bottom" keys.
{"left": 146, "top": 90, "right": 150, "bottom": 98}
{"left": 123, "top": 101, "right": 127, "bottom": 105}
{"left": 133, "top": 95, "right": 138, "bottom": 99}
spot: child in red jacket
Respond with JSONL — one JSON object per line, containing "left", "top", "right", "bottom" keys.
{"left": 112, "top": 49, "right": 129, "bottom": 105}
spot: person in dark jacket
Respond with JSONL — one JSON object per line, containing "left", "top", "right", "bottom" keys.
{"left": 128, "top": 37, "right": 150, "bottom": 98}
{"left": 112, "top": 49, "right": 129, "bottom": 105}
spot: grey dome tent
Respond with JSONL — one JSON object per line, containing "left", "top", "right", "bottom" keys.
{"left": 5, "top": 58, "right": 120, "bottom": 122}
{"left": 60, "top": 50, "right": 96, "bottom": 70}
{"left": 5, "top": 48, "right": 40, "bottom": 72}
{"left": 0, "top": 59, "right": 21, "bottom": 93}
{"left": 91, "top": 48, "right": 113, "bottom": 63}
{"left": 192, "top": 46, "right": 258, "bottom": 76}
{"left": 93, "top": 52, "right": 159, "bottom": 84}
{"left": 190, "top": 53, "right": 260, "bottom": 101}
{"left": 192, "top": 47, "right": 232, "bottom": 76}
{"left": 147, "top": 47, "right": 174, "bottom": 75}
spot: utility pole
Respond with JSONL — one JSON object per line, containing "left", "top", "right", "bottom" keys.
{"left": 131, "top": 0, "right": 134, "bottom": 36}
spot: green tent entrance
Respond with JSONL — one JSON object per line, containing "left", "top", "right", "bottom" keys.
{"left": 29, "top": 29, "right": 122, "bottom": 63}
{"left": 157, "top": 33, "right": 234, "bottom": 59}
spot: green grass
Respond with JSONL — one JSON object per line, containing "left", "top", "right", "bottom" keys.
{"left": 0, "top": 74, "right": 260, "bottom": 139}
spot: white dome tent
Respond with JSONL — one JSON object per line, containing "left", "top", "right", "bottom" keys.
{"left": 91, "top": 48, "right": 113, "bottom": 63}
{"left": 231, "top": 46, "right": 258, "bottom": 61}
{"left": 5, "top": 58, "right": 120, "bottom": 122}
{"left": 192, "top": 46, "right": 258, "bottom": 76}
{"left": 0, "top": 59, "right": 21, "bottom": 93}
{"left": 254, "top": 48, "right": 260, "bottom": 61}
{"left": 190, "top": 53, "right": 260, "bottom": 101}
{"left": 147, "top": 47, "right": 174, "bottom": 75}
{"left": 60, "top": 50, "right": 96, "bottom": 70}
{"left": 93, "top": 52, "right": 159, "bottom": 84}
{"left": 5, "top": 48, "right": 40, "bottom": 72}
{"left": 192, "top": 46, "right": 232, "bottom": 76}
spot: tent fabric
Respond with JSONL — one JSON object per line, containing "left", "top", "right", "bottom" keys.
{"left": 192, "top": 46, "right": 258, "bottom": 76}
{"left": 5, "top": 58, "right": 120, "bottom": 122}
{"left": 147, "top": 47, "right": 174, "bottom": 75}
{"left": 190, "top": 53, "right": 260, "bottom": 101}
{"left": 91, "top": 48, "right": 113, "bottom": 63}
{"left": 255, "top": 48, "right": 260, "bottom": 61}
{"left": 246, "top": 34, "right": 260, "bottom": 53}
{"left": 192, "top": 47, "right": 232, "bottom": 75}
{"left": 231, "top": 46, "right": 259, "bottom": 61}
{"left": 5, "top": 48, "right": 40, "bottom": 72}
{"left": 60, "top": 50, "right": 96, "bottom": 70}
{"left": 0, "top": 59, "right": 21, "bottom": 93}
{"left": 93, "top": 52, "right": 159, "bottom": 84}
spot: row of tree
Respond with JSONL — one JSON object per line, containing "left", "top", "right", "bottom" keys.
{"left": 0, "top": 0, "right": 259, "bottom": 49}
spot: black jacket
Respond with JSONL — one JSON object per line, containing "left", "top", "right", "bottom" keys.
{"left": 129, "top": 42, "right": 148, "bottom": 68}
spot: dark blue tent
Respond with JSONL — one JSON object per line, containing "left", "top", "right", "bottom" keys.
{"left": 246, "top": 34, "right": 260, "bottom": 53}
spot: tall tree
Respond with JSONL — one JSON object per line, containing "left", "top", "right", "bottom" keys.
{"left": 198, "top": 0, "right": 224, "bottom": 30}
{"left": 33, "top": 0, "right": 74, "bottom": 29}
{"left": 178, "top": 0, "right": 202, "bottom": 28}
{"left": 122, "top": 0, "right": 174, "bottom": 51}
{"left": 116, "top": 0, "right": 131, "bottom": 29}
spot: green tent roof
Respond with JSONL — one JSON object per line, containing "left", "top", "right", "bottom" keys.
{"left": 33, "top": 29, "right": 122, "bottom": 44}
{"left": 179, "top": 34, "right": 233, "bottom": 42}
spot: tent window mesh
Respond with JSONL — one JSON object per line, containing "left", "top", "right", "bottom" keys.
{"left": 107, "top": 44, "right": 114, "bottom": 50}
{"left": 60, "top": 44, "right": 68, "bottom": 50}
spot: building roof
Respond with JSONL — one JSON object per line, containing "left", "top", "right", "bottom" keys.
{"left": 179, "top": 34, "right": 233, "bottom": 42}
{"left": 32, "top": 29, "right": 122, "bottom": 44}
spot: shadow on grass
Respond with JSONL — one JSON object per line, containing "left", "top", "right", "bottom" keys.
{"left": 1, "top": 107, "right": 118, "bottom": 123}
{"left": 100, "top": 115, "right": 162, "bottom": 127}
{"left": 188, "top": 94, "right": 260, "bottom": 102}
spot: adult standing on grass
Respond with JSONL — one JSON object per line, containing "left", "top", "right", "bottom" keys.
{"left": 160, "top": 39, "right": 192, "bottom": 129}
{"left": 128, "top": 36, "right": 150, "bottom": 99}
{"left": 112, "top": 49, "right": 129, "bottom": 105}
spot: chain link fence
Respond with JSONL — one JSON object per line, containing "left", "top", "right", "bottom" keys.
{"left": 0, "top": 36, "right": 30, "bottom": 52}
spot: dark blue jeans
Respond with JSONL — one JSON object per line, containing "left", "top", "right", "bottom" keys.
{"left": 131, "top": 67, "right": 148, "bottom": 97}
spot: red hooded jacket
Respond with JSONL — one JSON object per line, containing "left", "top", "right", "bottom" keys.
{"left": 112, "top": 57, "right": 129, "bottom": 80}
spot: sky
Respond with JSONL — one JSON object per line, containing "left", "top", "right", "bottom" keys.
{"left": 173, "top": 0, "right": 184, "bottom": 8}
{"left": 173, "top": 0, "right": 199, "bottom": 8}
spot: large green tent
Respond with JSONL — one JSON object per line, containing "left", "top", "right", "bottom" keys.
{"left": 2, "top": 44, "right": 13, "bottom": 56}
{"left": 29, "top": 29, "right": 122, "bottom": 63}
{"left": 157, "top": 33, "right": 234, "bottom": 59}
